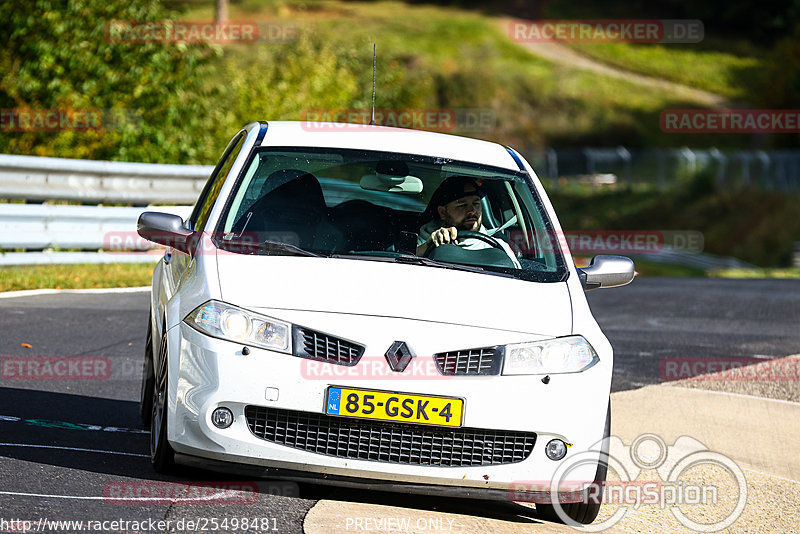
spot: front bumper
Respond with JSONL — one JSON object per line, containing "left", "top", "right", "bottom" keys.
{"left": 174, "top": 451, "right": 579, "bottom": 503}
{"left": 166, "top": 320, "right": 611, "bottom": 503}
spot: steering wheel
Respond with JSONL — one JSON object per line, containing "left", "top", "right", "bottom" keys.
{"left": 455, "top": 230, "right": 505, "bottom": 250}
{"left": 422, "top": 229, "right": 505, "bottom": 258}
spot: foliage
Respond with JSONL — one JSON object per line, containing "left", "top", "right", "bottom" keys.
{"left": 756, "top": 25, "right": 800, "bottom": 147}
{"left": 0, "top": 0, "right": 221, "bottom": 163}
{"left": 449, "top": 0, "right": 800, "bottom": 46}
{"left": 1, "top": 0, "right": 797, "bottom": 163}
{"left": 548, "top": 175, "right": 800, "bottom": 268}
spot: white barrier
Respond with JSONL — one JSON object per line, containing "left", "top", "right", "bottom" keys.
{"left": 0, "top": 154, "right": 212, "bottom": 204}
{"left": 0, "top": 203, "right": 192, "bottom": 250}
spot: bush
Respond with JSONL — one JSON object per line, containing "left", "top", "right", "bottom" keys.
{"left": 0, "top": 0, "right": 219, "bottom": 163}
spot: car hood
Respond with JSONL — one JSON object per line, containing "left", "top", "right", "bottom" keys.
{"left": 215, "top": 254, "right": 572, "bottom": 336}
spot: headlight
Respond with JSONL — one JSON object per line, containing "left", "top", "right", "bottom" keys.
{"left": 502, "top": 335, "right": 598, "bottom": 375}
{"left": 185, "top": 300, "right": 291, "bottom": 353}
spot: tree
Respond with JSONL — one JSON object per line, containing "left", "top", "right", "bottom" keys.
{"left": 0, "top": 0, "right": 220, "bottom": 163}
{"left": 216, "top": 0, "right": 228, "bottom": 22}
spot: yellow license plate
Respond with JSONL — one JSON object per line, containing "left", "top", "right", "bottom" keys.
{"left": 325, "top": 387, "right": 463, "bottom": 427}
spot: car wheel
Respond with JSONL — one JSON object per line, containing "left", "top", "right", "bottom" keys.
{"left": 150, "top": 328, "right": 175, "bottom": 472}
{"left": 536, "top": 401, "right": 611, "bottom": 525}
{"left": 139, "top": 315, "right": 155, "bottom": 427}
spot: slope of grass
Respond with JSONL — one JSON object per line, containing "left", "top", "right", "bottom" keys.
{"left": 565, "top": 42, "right": 761, "bottom": 100}
{"left": 709, "top": 267, "right": 800, "bottom": 278}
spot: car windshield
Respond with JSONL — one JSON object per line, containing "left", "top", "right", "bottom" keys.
{"left": 214, "top": 147, "right": 567, "bottom": 282}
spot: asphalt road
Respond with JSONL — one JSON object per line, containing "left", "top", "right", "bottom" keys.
{"left": 589, "top": 278, "right": 800, "bottom": 391}
{"left": 0, "top": 278, "right": 798, "bottom": 532}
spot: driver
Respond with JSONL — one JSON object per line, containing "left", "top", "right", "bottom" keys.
{"left": 416, "top": 176, "right": 520, "bottom": 267}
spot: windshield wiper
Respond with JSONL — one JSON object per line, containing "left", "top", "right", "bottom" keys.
{"left": 219, "top": 238, "right": 323, "bottom": 257}
{"left": 391, "top": 254, "right": 518, "bottom": 277}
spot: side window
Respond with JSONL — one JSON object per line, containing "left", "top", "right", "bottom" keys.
{"left": 189, "top": 132, "right": 247, "bottom": 232}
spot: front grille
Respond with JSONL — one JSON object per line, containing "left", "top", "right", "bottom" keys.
{"left": 434, "top": 347, "right": 503, "bottom": 376}
{"left": 293, "top": 326, "right": 365, "bottom": 366}
{"left": 244, "top": 406, "right": 536, "bottom": 467}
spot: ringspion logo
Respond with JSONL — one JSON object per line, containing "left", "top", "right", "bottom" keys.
{"left": 511, "top": 434, "right": 746, "bottom": 532}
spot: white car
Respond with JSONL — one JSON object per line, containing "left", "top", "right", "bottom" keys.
{"left": 137, "top": 121, "right": 634, "bottom": 525}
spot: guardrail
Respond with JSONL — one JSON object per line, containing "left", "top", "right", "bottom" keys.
{"left": 525, "top": 147, "right": 800, "bottom": 191}
{"left": 0, "top": 154, "right": 212, "bottom": 204}
{"left": 0, "top": 204, "right": 193, "bottom": 266}
{"left": 0, "top": 152, "right": 780, "bottom": 268}
{"left": 0, "top": 204, "right": 192, "bottom": 250}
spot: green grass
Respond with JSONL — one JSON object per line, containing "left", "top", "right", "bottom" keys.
{"left": 565, "top": 42, "right": 761, "bottom": 100}
{"left": 0, "top": 263, "right": 155, "bottom": 292}
{"left": 709, "top": 267, "right": 800, "bottom": 279}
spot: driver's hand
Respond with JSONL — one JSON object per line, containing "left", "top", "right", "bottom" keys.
{"left": 430, "top": 227, "right": 458, "bottom": 247}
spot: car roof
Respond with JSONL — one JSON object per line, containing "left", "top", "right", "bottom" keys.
{"left": 259, "top": 121, "right": 521, "bottom": 171}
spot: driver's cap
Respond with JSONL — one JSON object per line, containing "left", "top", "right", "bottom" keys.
{"left": 430, "top": 176, "right": 486, "bottom": 207}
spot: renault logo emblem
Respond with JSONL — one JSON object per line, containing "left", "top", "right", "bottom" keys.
{"left": 385, "top": 341, "right": 414, "bottom": 372}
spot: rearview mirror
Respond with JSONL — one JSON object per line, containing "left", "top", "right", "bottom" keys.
{"left": 579, "top": 255, "right": 635, "bottom": 291}
{"left": 137, "top": 211, "right": 195, "bottom": 254}
{"left": 360, "top": 173, "right": 423, "bottom": 193}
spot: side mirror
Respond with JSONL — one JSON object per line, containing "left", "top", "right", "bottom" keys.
{"left": 578, "top": 255, "right": 635, "bottom": 291}
{"left": 137, "top": 211, "right": 195, "bottom": 254}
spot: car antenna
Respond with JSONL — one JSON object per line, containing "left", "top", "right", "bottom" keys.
{"left": 369, "top": 43, "right": 376, "bottom": 126}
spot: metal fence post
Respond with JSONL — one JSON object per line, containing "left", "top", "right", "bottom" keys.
{"left": 755, "top": 151, "right": 770, "bottom": 190}
{"left": 709, "top": 148, "right": 726, "bottom": 189}
{"left": 616, "top": 146, "right": 632, "bottom": 187}
{"left": 547, "top": 148, "right": 558, "bottom": 190}
{"left": 737, "top": 152, "right": 752, "bottom": 187}
{"left": 656, "top": 149, "right": 666, "bottom": 191}
{"left": 680, "top": 146, "right": 696, "bottom": 177}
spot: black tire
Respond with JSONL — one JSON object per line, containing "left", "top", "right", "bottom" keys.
{"left": 139, "top": 316, "right": 155, "bottom": 427}
{"left": 536, "top": 402, "right": 611, "bottom": 525}
{"left": 150, "top": 328, "right": 175, "bottom": 473}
